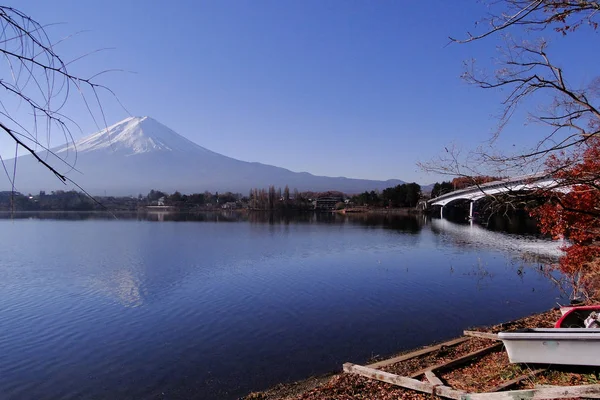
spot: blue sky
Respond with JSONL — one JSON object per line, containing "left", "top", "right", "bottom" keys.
{"left": 2, "top": 0, "right": 598, "bottom": 184}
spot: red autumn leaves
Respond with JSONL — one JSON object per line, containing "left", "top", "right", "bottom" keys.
{"left": 531, "top": 137, "right": 600, "bottom": 290}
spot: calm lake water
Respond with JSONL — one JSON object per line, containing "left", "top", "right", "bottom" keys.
{"left": 0, "top": 212, "right": 563, "bottom": 399}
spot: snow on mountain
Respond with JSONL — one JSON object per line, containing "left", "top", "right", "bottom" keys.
{"left": 55, "top": 116, "right": 216, "bottom": 156}
{"left": 2, "top": 116, "right": 407, "bottom": 195}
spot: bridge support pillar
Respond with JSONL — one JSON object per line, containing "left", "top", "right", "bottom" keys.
{"left": 440, "top": 206, "right": 443, "bottom": 219}
{"left": 469, "top": 201, "right": 474, "bottom": 220}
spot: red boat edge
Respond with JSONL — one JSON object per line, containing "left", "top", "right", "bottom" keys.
{"left": 555, "top": 305, "right": 600, "bottom": 328}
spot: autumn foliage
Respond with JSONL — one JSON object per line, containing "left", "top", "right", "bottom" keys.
{"left": 531, "top": 137, "right": 600, "bottom": 298}
{"left": 451, "top": 176, "right": 502, "bottom": 190}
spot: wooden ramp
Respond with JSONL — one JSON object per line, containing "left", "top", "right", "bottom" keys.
{"left": 343, "top": 332, "right": 600, "bottom": 399}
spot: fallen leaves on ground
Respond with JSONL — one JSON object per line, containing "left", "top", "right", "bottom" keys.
{"left": 379, "top": 337, "right": 494, "bottom": 376}
{"left": 293, "top": 374, "right": 429, "bottom": 400}
{"left": 485, "top": 308, "right": 561, "bottom": 332}
{"left": 518, "top": 368, "right": 600, "bottom": 389}
{"left": 242, "top": 308, "right": 599, "bottom": 400}
{"left": 441, "top": 351, "right": 522, "bottom": 392}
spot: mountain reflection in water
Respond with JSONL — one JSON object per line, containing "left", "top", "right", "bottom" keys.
{"left": 0, "top": 211, "right": 563, "bottom": 400}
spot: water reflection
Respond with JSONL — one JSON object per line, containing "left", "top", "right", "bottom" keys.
{"left": 0, "top": 211, "right": 565, "bottom": 400}
{"left": 0, "top": 211, "right": 560, "bottom": 259}
{"left": 346, "top": 213, "right": 423, "bottom": 234}
{"left": 89, "top": 268, "right": 145, "bottom": 307}
{"left": 430, "top": 218, "right": 562, "bottom": 262}
{"left": 0, "top": 210, "right": 425, "bottom": 230}
{"left": 484, "top": 212, "right": 541, "bottom": 234}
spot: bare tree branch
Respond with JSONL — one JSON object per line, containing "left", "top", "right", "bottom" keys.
{"left": 0, "top": 5, "right": 127, "bottom": 206}
{"left": 423, "top": 1, "right": 600, "bottom": 190}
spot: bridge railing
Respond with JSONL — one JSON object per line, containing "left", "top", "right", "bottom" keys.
{"left": 427, "top": 174, "right": 554, "bottom": 204}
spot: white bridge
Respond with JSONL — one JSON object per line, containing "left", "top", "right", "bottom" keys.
{"left": 427, "top": 174, "right": 561, "bottom": 219}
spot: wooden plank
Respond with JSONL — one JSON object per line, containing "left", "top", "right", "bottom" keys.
{"left": 368, "top": 336, "right": 470, "bottom": 368}
{"left": 425, "top": 370, "right": 444, "bottom": 386}
{"left": 459, "top": 383, "right": 600, "bottom": 399}
{"left": 437, "top": 385, "right": 468, "bottom": 399}
{"left": 344, "top": 363, "right": 464, "bottom": 399}
{"left": 429, "top": 342, "right": 503, "bottom": 373}
{"left": 489, "top": 369, "right": 545, "bottom": 392}
{"left": 344, "top": 363, "right": 434, "bottom": 393}
{"left": 463, "top": 330, "right": 501, "bottom": 341}
{"left": 410, "top": 342, "right": 503, "bottom": 378}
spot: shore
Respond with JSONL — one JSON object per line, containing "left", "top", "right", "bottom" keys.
{"left": 242, "top": 308, "right": 598, "bottom": 399}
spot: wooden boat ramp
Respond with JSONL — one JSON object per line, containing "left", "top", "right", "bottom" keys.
{"left": 343, "top": 330, "right": 600, "bottom": 399}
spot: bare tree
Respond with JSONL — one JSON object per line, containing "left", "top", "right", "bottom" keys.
{"left": 418, "top": 2, "right": 600, "bottom": 299}
{"left": 421, "top": 1, "right": 600, "bottom": 186}
{"left": 455, "top": 0, "right": 599, "bottom": 40}
{"left": 0, "top": 6, "right": 122, "bottom": 193}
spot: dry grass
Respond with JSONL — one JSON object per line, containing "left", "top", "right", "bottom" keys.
{"left": 519, "top": 369, "right": 600, "bottom": 389}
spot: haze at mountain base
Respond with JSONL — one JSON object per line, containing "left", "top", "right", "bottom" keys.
{"left": 3, "top": 117, "right": 407, "bottom": 195}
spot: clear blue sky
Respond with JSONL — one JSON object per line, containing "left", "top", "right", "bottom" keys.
{"left": 3, "top": 0, "right": 598, "bottom": 184}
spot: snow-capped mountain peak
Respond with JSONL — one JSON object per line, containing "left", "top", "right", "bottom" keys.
{"left": 5, "top": 116, "right": 406, "bottom": 195}
{"left": 56, "top": 116, "right": 213, "bottom": 156}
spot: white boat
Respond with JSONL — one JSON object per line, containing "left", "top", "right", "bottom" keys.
{"left": 498, "top": 328, "right": 600, "bottom": 366}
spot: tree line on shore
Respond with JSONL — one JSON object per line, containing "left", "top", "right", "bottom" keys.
{"left": 350, "top": 182, "right": 422, "bottom": 208}
{"left": 0, "top": 182, "right": 426, "bottom": 211}
{"left": 145, "top": 183, "right": 426, "bottom": 211}
{"left": 0, "top": 177, "right": 515, "bottom": 213}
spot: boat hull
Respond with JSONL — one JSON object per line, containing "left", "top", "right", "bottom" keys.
{"left": 499, "top": 328, "right": 600, "bottom": 366}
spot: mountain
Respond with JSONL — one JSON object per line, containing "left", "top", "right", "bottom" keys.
{"left": 2, "top": 117, "right": 406, "bottom": 195}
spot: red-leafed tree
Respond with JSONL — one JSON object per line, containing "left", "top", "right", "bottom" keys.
{"left": 531, "top": 137, "right": 600, "bottom": 298}
{"left": 421, "top": 1, "right": 600, "bottom": 180}
{"left": 451, "top": 176, "right": 503, "bottom": 190}
{"left": 419, "top": 1, "right": 600, "bottom": 298}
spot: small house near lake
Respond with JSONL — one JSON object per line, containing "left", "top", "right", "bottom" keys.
{"left": 314, "top": 196, "right": 343, "bottom": 210}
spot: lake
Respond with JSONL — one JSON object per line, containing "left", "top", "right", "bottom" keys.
{"left": 0, "top": 212, "right": 563, "bottom": 399}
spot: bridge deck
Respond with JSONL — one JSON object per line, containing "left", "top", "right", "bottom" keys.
{"left": 428, "top": 175, "right": 558, "bottom": 208}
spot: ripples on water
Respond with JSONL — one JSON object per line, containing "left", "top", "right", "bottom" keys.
{"left": 0, "top": 212, "right": 563, "bottom": 399}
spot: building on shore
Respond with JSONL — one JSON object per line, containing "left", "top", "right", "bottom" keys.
{"left": 314, "top": 196, "right": 343, "bottom": 210}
